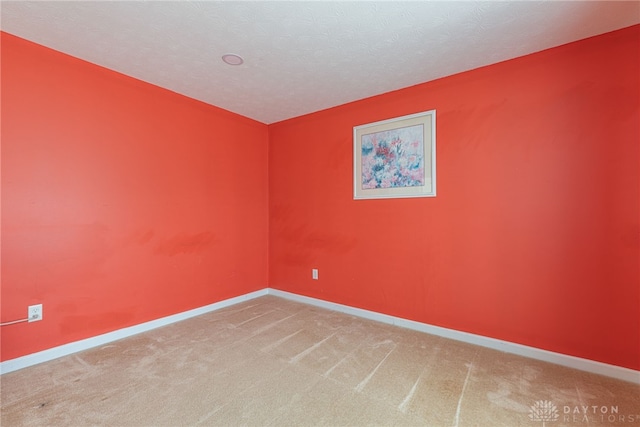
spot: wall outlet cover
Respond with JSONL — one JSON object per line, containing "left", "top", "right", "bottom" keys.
{"left": 28, "top": 304, "right": 43, "bottom": 322}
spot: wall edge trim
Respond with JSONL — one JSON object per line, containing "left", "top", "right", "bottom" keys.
{"left": 2, "top": 287, "right": 638, "bottom": 384}
{"left": 0, "top": 289, "right": 268, "bottom": 375}
{"left": 267, "top": 289, "right": 640, "bottom": 384}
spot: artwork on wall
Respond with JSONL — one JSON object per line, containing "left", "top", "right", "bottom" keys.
{"left": 353, "top": 110, "right": 436, "bottom": 199}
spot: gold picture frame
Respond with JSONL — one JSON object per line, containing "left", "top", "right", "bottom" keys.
{"left": 353, "top": 110, "right": 436, "bottom": 200}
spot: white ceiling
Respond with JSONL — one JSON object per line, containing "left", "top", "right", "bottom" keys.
{"left": 1, "top": 1, "right": 638, "bottom": 124}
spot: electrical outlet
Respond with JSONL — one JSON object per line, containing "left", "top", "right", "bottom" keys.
{"left": 312, "top": 269, "right": 318, "bottom": 280}
{"left": 28, "top": 304, "right": 43, "bottom": 322}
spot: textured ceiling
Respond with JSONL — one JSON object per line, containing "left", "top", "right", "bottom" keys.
{"left": 1, "top": 1, "right": 639, "bottom": 124}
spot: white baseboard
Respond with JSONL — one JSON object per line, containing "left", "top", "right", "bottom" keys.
{"left": 0, "top": 289, "right": 268, "bottom": 375}
{"left": 3, "top": 287, "right": 638, "bottom": 385}
{"left": 267, "top": 289, "right": 640, "bottom": 385}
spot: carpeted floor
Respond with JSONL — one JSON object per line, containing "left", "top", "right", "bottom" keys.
{"left": 1, "top": 295, "right": 638, "bottom": 426}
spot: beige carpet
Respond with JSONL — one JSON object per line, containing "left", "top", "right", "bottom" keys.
{"left": 1, "top": 295, "right": 638, "bottom": 426}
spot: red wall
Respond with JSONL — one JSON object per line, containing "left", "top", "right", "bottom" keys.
{"left": 2, "top": 26, "right": 638, "bottom": 371}
{"left": 1, "top": 33, "right": 269, "bottom": 361}
{"left": 269, "top": 26, "right": 640, "bottom": 370}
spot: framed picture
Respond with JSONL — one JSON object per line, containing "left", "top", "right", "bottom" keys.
{"left": 353, "top": 110, "right": 436, "bottom": 200}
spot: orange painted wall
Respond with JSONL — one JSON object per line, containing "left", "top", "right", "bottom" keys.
{"left": 1, "top": 33, "right": 269, "bottom": 361}
{"left": 269, "top": 26, "right": 640, "bottom": 370}
{"left": 2, "top": 26, "right": 638, "bottom": 370}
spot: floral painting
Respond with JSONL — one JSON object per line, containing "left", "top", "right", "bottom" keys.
{"left": 353, "top": 110, "right": 435, "bottom": 199}
{"left": 360, "top": 124, "right": 424, "bottom": 189}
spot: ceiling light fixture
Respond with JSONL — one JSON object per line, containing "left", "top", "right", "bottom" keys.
{"left": 222, "top": 53, "right": 244, "bottom": 66}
